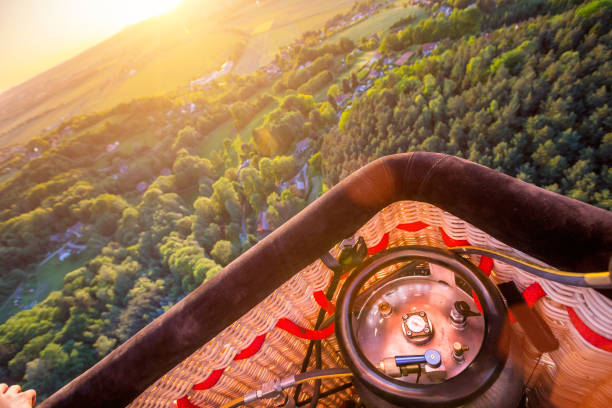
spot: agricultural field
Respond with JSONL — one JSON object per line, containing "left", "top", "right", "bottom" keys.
{"left": 325, "top": 5, "right": 424, "bottom": 43}
{"left": 0, "top": 15, "right": 244, "bottom": 148}
{"left": 0, "top": 0, "right": 357, "bottom": 149}
{"left": 231, "top": 0, "right": 356, "bottom": 74}
{"left": 116, "top": 130, "right": 159, "bottom": 156}
{"left": 97, "top": 30, "right": 247, "bottom": 112}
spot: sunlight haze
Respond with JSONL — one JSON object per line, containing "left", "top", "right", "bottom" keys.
{"left": 0, "top": 0, "right": 184, "bottom": 93}
{"left": 0, "top": 0, "right": 611, "bottom": 404}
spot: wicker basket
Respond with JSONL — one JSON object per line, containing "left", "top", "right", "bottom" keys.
{"left": 128, "top": 201, "right": 612, "bottom": 408}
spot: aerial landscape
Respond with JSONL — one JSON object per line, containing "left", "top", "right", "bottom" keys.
{"left": 0, "top": 0, "right": 610, "bottom": 406}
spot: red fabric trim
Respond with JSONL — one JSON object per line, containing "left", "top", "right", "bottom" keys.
{"left": 313, "top": 290, "right": 335, "bottom": 315}
{"left": 440, "top": 227, "right": 470, "bottom": 246}
{"left": 478, "top": 256, "right": 493, "bottom": 276}
{"left": 367, "top": 232, "right": 389, "bottom": 255}
{"left": 192, "top": 368, "right": 225, "bottom": 391}
{"left": 189, "top": 287, "right": 337, "bottom": 395}
{"left": 175, "top": 396, "right": 201, "bottom": 408}
{"left": 566, "top": 307, "right": 612, "bottom": 352}
{"left": 233, "top": 334, "right": 266, "bottom": 361}
{"left": 396, "top": 221, "right": 429, "bottom": 232}
{"left": 505, "top": 282, "right": 547, "bottom": 325}
{"left": 471, "top": 290, "right": 483, "bottom": 314}
{"left": 522, "top": 282, "right": 546, "bottom": 308}
{"left": 275, "top": 318, "right": 335, "bottom": 340}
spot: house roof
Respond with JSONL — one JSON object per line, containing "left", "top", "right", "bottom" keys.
{"left": 422, "top": 42, "right": 437, "bottom": 51}
{"left": 395, "top": 50, "right": 415, "bottom": 65}
{"left": 136, "top": 181, "right": 149, "bottom": 192}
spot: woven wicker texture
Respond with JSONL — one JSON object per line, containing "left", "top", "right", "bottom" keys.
{"left": 128, "top": 201, "right": 612, "bottom": 408}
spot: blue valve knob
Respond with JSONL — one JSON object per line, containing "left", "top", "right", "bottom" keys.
{"left": 395, "top": 350, "right": 441, "bottom": 368}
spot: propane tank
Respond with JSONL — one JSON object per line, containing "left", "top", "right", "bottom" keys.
{"left": 335, "top": 246, "right": 524, "bottom": 408}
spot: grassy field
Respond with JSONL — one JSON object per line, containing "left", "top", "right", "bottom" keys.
{"left": 231, "top": 0, "right": 356, "bottom": 74}
{"left": 0, "top": 0, "right": 365, "bottom": 149}
{"left": 325, "top": 6, "right": 424, "bottom": 44}
{"left": 97, "top": 30, "right": 246, "bottom": 112}
{"left": 0, "top": 23, "right": 245, "bottom": 149}
{"left": 198, "top": 98, "right": 278, "bottom": 157}
{"left": 198, "top": 122, "right": 235, "bottom": 158}
{"left": 0, "top": 247, "right": 98, "bottom": 323}
{"left": 117, "top": 129, "right": 159, "bottom": 155}
{"left": 239, "top": 101, "right": 278, "bottom": 140}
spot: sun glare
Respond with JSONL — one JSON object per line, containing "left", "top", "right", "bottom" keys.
{"left": 110, "top": 0, "right": 184, "bottom": 26}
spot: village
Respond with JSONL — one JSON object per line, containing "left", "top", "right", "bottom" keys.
{"left": 0, "top": 0, "right": 481, "bottom": 317}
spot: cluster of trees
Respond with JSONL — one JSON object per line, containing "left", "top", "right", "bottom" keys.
{"left": 294, "top": 37, "right": 355, "bottom": 66}
{"left": 480, "top": 0, "right": 583, "bottom": 29}
{"left": 253, "top": 94, "right": 313, "bottom": 156}
{"left": 273, "top": 38, "right": 355, "bottom": 94}
{"left": 0, "top": 180, "right": 96, "bottom": 268}
{"left": 229, "top": 94, "right": 275, "bottom": 129}
{"left": 0, "top": 47, "right": 283, "bottom": 388}
{"left": 0, "top": 102, "right": 318, "bottom": 399}
{"left": 380, "top": 6, "right": 483, "bottom": 53}
{"left": 0, "top": 146, "right": 226, "bottom": 397}
{"left": 252, "top": 91, "right": 340, "bottom": 157}
{"left": 216, "top": 71, "right": 271, "bottom": 105}
{"left": 389, "top": 14, "right": 419, "bottom": 31}
{"left": 297, "top": 70, "right": 334, "bottom": 95}
{"left": 324, "top": 2, "right": 612, "bottom": 209}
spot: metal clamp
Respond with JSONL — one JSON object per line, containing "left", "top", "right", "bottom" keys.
{"left": 244, "top": 376, "right": 296, "bottom": 404}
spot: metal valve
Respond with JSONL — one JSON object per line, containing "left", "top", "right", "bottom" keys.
{"left": 379, "top": 350, "right": 442, "bottom": 378}
{"left": 452, "top": 342, "right": 469, "bottom": 363}
{"left": 450, "top": 301, "right": 481, "bottom": 329}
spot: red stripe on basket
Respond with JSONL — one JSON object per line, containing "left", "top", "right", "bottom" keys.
{"left": 478, "top": 256, "right": 494, "bottom": 276}
{"left": 522, "top": 282, "right": 546, "bottom": 308}
{"left": 189, "top": 289, "right": 336, "bottom": 396}
{"left": 234, "top": 334, "right": 266, "bottom": 361}
{"left": 368, "top": 232, "right": 389, "bottom": 254}
{"left": 566, "top": 307, "right": 612, "bottom": 352}
{"left": 505, "top": 282, "right": 546, "bottom": 325}
{"left": 275, "top": 318, "right": 335, "bottom": 340}
{"left": 193, "top": 368, "right": 225, "bottom": 390}
{"left": 396, "top": 221, "right": 429, "bottom": 232}
{"left": 440, "top": 227, "right": 470, "bottom": 246}
{"left": 175, "top": 396, "right": 201, "bottom": 408}
{"left": 313, "top": 290, "right": 335, "bottom": 315}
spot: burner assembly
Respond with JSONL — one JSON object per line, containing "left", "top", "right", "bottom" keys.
{"left": 402, "top": 311, "right": 434, "bottom": 344}
{"left": 335, "top": 246, "right": 524, "bottom": 407}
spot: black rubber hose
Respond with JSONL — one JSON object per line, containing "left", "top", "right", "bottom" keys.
{"left": 294, "top": 253, "right": 343, "bottom": 403}
{"left": 297, "top": 382, "right": 354, "bottom": 407}
{"left": 294, "top": 368, "right": 353, "bottom": 384}
{"left": 450, "top": 246, "right": 611, "bottom": 288}
{"left": 309, "top": 340, "right": 322, "bottom": 408}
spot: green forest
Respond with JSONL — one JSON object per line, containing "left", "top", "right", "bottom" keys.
{"left": 0, "top": 0, "right": 610, "bottom": 400}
